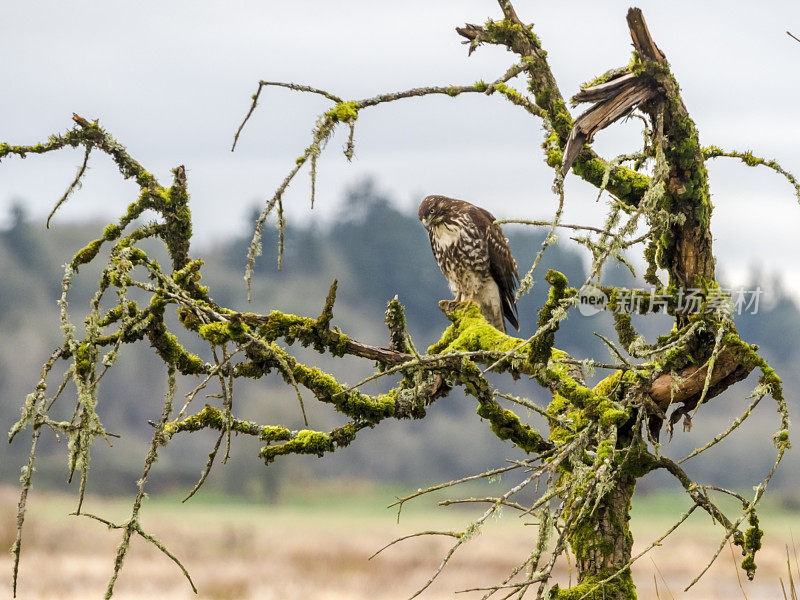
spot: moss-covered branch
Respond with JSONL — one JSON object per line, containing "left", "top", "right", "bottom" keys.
{"left": 703, "top": 146, "right": 800, "bottom": 201}
{"left": 455, "top": 8, "right": 651, "bottom": 206}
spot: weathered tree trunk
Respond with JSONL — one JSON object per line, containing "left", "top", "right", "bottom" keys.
{"left": 565, "top": 475, "right": 636, "bottom": 600}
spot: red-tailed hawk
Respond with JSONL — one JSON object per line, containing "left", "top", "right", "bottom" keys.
{"left": 418, "top": 195, "right": 519, "bottom": 332}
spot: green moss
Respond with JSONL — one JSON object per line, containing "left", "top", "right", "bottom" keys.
{"left": 516, "top": 38, "right": 648, "bottom": 206}
{"left": 586, "top": 371, "right": 635, "bottom": 427}
{"left": 330, "top": 422, "right": 358, "bottom": 447}
{"left": 545, "top": 363, "right": 636, "bottom": 443}
{"left": 612, "top": 312, "right": 637, "bottom": 352}
{"left": 722, "top": 333, "right": 787, "bottom": 428}
{"left": 581, "top": 66, "right": 628, "bottom": 89}
{"left": 97, "top": 301, "right": 138, "bottom": 328}
{"left": 619, "top": 438, "right": 658, "bottom": 478}
{"left": 441, "top": 357, "right": 550, "bottom": 453}
{"left": 544, "top": 133, "right": 564, "bottom": 169}
{"left": 164, "top": 405, "right": 219, "bottom": 433}
{"left": 167, "top": 409, "right": 360, "bottom": 465}
{"left": 74, "top": 342, "right": 95, "bottom": 377}
{"left": 493, "top": 82, "right": 521, "bottom": 101}
{"left": 126, "top": 248, "right": 149, "bottom": 264}
{"left": 553, "top": 566, "right": 635, "bottom": 599}
{"left": 256, "top": 309, "right": 350, "bottom": 357}
{"left": 260, "top": 311, "right": 309, "bottom": 341}
{"left": 594, "top": 370, "right": 624, "bottom": 397}
{"left": 476, "top": 400, "right": 548, "bottom": 453}
{"left": 384, "top": 296, "right": 409, "bottom": 354}
{"left": 73, "top": 238, "right": 104, "bottom": 266}
{"left": 543, "top": 351, "right": 595, "bottom": 407}
{"left": 234, "top": 362, "right": 265, "bottom": 379}
{"left": 627, "top": 51, "right": 645, "bottom": 76}
{"left": 542, "top": 98, "right": 573, "bottom": 142}
{"left": 273, "top": 348, "right": 396, "bottom": 423}
{"left": 102, "top": 224, "right": 122, "bottom": 240}
{"left": 483, "top": 18, "right": 541, "bottom": 50}
{"left": 474, "top": 80, "right": 488, "bottom": 92}
{"left": 239, "top": 338, "right": 398, "bottom": 423}
{"left": 164, "top": 404, "right": 291, "bottom": 443}
{"left": 260, "top": 429, "right": 335, "bottom": 464}
{"left": 774, "top": 429, "right": 790, "bottom": 444}
{"left": 173, "top": 259, "right": 204, "bottom": 287}
{"left": 326, "top": 101, "right": 359, "bottom": 123}
{"left": 743, "top": 516, "right": 763, "bottom": 552}
{"left": 597, "top": 438, "right": 615, "bottom": 462}
{"left": 546, "top": 397, "right": 584, "bottom": 445}
{"left": 741, "top": 555, "right": 756, "bottom": 575}
{"left": 738, "top": 510, "right": 763, "bottom": 579}
{"left": 568, "top": 521, "right": 615, "bottom": 562}
{"left": 147, "top": 313, "right": 205, "bottom": 375}
{"left": 642, "top": 241, "right": 660, "bottom": 286}
{"left": 426, "top": 320, "right": 461, "bottom": 354}
{"left": 528, "top": 270, "right": 571, "bottom": 365}
{"left": 197, "top": 319, "right": 250, "bottom": 345}
{"left": 427, "top": 302, "right": 524, "bottom": 356}
{"left": 111, "top": 167, "right": 194, "bottom": 272}
{"left": 597, "top": 405, "right": 628, "bottom": 427}
{"left": 572, "top": 156, "right": 649, "bottom": 207}
{"left": 624, "top": 60, "right": 716, "bottom": 289}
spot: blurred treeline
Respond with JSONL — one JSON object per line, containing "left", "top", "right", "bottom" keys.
{"left": 1, "top": 180, "right": 797, "bottom": 502}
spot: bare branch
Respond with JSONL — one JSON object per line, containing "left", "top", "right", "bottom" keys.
{"left": 47, "top": 142, "right": 92, "bottom": 228}
{"left": 368, "top": 531, "right": 460, "bottom": 560}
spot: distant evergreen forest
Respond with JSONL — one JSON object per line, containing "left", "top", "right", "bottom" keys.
{"left": 1, "top": 180, "right": 797, "bottom": 501}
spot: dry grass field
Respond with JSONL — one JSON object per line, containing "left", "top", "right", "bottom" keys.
{"left": 1, "top": 481, "right": 798, "bottom": 600}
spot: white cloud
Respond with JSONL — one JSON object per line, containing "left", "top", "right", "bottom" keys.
{"left": 2, "top": 0, "right": 800, "bottom": 293}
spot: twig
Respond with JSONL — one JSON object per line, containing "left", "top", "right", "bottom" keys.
{"left": 438, "top": 497, "right": 527, "bottom": 512}
{"left": 47, "top": 143, "right": 92, "bottom": 228}
{"left": 183, "top": 429, "right": 224, "bottom": 503}
{"left": 389, "top": 463, "right": 525, "bottom": 521}
{"left": 369, "top": 531, "right": 460, "bottom": 560}
{"left": 679, "top": 390, "right": 765, "bottom": 464}
{"left": 231, "top": 82, "right": 344, "bottom": 152}
{"left": 649, "top": 556, "right": 675, "bottom": 600}
{"left": 406, "top": 472, "right": 538, "bottom": 599}
{"left": 516, "top": 175, "right": 565, "bottom": 300}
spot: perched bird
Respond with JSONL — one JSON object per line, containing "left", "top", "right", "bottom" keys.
{"left": 418, "top": 195, "right": 519, "bottom": 332}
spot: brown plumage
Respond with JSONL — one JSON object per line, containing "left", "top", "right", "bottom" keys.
{"left": 418, "top": 195, "right": 519, "bottom": 332}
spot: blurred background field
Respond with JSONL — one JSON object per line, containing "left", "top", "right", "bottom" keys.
{"left": 1, "top": 181, "right": 799, "bottom": 598}
{"left": 1, "top": 481, "right": 798, "bottom": 600}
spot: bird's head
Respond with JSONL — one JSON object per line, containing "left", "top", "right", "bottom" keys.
{"left": 418, "top": 195, "right": 450, "bottom": 229}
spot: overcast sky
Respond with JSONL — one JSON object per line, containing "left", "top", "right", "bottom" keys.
{"left": 2, "top": 1, "right": 800, "bottom": 295}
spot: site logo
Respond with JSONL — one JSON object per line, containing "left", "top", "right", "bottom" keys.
{"left": 575, "top": 286, "right": 763, "bottom": 317}
{"left": 578, "top": 285, "right": 608, "bottom": 317}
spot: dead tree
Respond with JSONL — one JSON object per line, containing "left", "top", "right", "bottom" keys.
{"left": 4, "top": 4, "right": 795, "bottom": 599}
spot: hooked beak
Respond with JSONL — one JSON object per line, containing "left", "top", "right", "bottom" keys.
{"left": 421, "top": 215, "right": 440, "bottom": 229}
